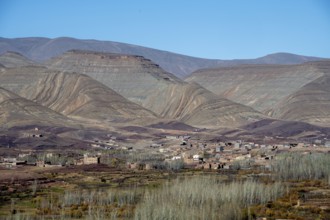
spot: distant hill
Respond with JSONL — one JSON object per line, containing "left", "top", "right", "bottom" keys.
{"left": 0, "top": 37, "right": 325, "bottom": 78}
{"left": 0, "top": 51, "right": 36, "bottom": 67}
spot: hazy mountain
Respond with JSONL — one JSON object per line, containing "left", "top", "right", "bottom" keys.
{"left": 186, "top": 61, "right": 330, "bottom": 126}
{"left": 225, "top": 52, "right": 324, "bottom": 66}
{"left": 0, "top": 37, "right": 325, "bottom": 78}
{"left": 47, "top": 50, "right": 265, "bottom": 128}
{"left": 0, "top": 51, "right": 36, "bottom": 67}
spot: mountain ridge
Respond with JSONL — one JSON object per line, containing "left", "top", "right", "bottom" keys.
{"left": 0, "top": 37, "right": 326, "bottom": 78}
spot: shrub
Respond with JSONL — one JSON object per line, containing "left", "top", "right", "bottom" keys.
{"left": 271, "top": 152, "right": 330, "bottom": 181}
{"left": 134, "top": 176, "right": 285, "bottom": 220}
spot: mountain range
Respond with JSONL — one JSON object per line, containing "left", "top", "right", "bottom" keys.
{"left": 0, "top": 37, "right": 329, "bottom": 147}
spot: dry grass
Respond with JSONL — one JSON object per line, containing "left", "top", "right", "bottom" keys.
{"left": 134, "top": 176, "right": 286, "bottom": 220}
{"left": 271, "top": 152, "right": 330, "bottom": 181}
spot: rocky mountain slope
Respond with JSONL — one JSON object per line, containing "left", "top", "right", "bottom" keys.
{"left": 0, "top": 37, "right": 325, "bottom": 78}
{"left": 47, "top": 50, "right": 265, "bottom": 128}
{"left": 186, "top": 61, "right": 330, "bottom": 126}
{"left": 267, "top": 73, "right": 330, "bottom": 126}
{"left": 0, "top": 65, "right": 157, "bottom": 124}
{"left": 0, "top": 87, "right": 74, "bottom": 128}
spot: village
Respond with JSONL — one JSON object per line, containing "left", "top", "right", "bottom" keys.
{"left": 1, "top": 132, "right": 330, "bottom": 220}
{"left": 1, "top": 130, "right": 330, "bottom": 172}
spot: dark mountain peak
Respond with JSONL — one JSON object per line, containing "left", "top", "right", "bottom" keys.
{"left": 48, "top": 49, "right": 181, "bottom": 84}
{"left": 66, "top": 49, "right": 145, "bottom": 60}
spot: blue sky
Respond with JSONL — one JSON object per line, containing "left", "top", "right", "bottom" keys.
{"left": 0, "top": 0, "right": 329, "bottom": 59}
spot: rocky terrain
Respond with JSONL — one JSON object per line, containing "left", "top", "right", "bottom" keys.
{"left": 0, "top": 87, "right": 74, "bottom": 128}
{"left": 0, "top": 37, "right": 325, "bottom": 78}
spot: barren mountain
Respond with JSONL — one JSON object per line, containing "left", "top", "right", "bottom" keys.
{"left": 47, "top": 50, "right": 265, "bottom": 128}
{"left": 186, "top": 62, "right": 328, "bottom": 111}
{"left": 0, "top": 65, "right": 157, "bottom": 124}
{"left": 267, "top": 73, "right": 330, "bottom": 126}
{"left": 186, "top": 61, "right": 330, "bottom": 126}
{"left": 0, "top": 87, "right": 74, "bottom": 128}
{"left": 0, "top": 37, "right": 325, "bottom": 78}
{"left": 0, "top": 51, "right": 36, "bottom": 67}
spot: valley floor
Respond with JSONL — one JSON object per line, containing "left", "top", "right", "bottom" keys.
{"left": 0, "top": 158, "right": 329, "bottom": 220}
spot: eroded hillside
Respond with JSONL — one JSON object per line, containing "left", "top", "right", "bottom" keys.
{"left": 0, "top": 87, "right": 74, "bottom": 128}
{"left": 267, "top": 73, "right": 330, "bottom": 126}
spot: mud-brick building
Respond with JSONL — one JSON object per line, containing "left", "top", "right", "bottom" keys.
{"left": 83, "top": 156, "right": 100, "bottom": 165}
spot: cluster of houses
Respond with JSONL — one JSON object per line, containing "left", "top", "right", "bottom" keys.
{"left": 0, "top": 152, "right": 101, "bottom": 169}
{"left": 125, "top": 137, "right": 330, "bottom": 171}
{"left": 1, "top": 134, "right": 329, "bottom": 171}
{"left": 0, "top": 157, "right": 27, "bottom": 168}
